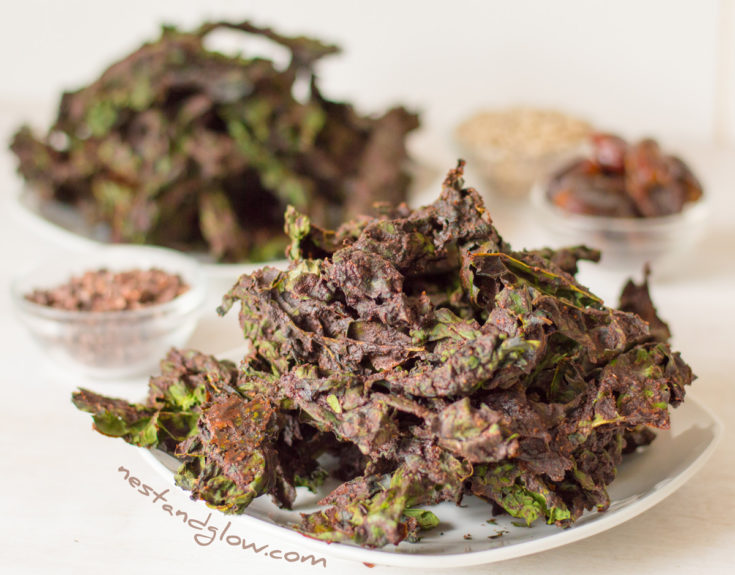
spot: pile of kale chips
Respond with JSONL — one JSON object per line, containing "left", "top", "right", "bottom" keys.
{"left": 73, "top": 162, "right": 694, "bottom": 548}
{"left": 11, "top": 21, "right": 418, "bottom": 262}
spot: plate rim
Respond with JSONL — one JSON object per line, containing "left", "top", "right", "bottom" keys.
{"left": 6, "top": 185, "right": 288, "bottom": 278}
{"left": 137, "top": 394, "right": 722, "bottom": 568}
{"left": 7, "top": 154, "right": 440, "bottom": 280}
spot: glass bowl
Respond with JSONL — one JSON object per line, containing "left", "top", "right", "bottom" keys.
{"left": 454, "top": 108, "right": 591, "bottom": 198}
{"left": 530, "top": 182, "right": 709, "bottom": 275}
{"left": 11, "top": 245, "right": 206, "bottom": 378}
{"left": 456, "top": 141, "right": 587, "bottom": 198}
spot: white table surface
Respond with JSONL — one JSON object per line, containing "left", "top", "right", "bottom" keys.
{"left": 1, "top": 101, "right": 734, "bottom": 574}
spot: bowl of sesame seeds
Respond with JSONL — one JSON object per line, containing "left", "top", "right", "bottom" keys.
{"left": 455, "top": 107, "right": 591, "bottom": 198}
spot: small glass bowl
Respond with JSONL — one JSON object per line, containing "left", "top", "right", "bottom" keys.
{"left": 454, "top": 108, "right": 591, "bottom": 198}
{"left": 456, "top": 141, "right": 587, "bottom": 198}
{"left": 11, "top": 245, "right": 206, "bottom": 378}
{"left": 530, "top": 182, "right": 709, "bottom": 275}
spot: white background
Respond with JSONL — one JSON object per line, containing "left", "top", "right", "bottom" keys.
{"left": 1, "top": 2, "right": 735, "bottom": 574}
{"left": 1, "top": 0, "right": 734, "bottom": 147}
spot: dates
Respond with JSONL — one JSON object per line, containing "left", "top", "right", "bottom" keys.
{"left": 547, "top": 133, "right": 703, "bottom": 218}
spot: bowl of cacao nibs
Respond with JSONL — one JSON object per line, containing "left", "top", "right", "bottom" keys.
{"left": 11, "top": 245, "right": 206, "bottom": 378}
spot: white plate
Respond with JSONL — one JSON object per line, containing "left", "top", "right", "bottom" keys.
{"left": 8, "top": 160, "right": 439, "bottom": 282}
{"left": 139, "top": 394, "right": 721, "bottom": 568}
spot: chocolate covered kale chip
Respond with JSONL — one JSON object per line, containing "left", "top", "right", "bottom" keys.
{"left": 11, "top": 20, "right": 418, "bottom": 262}
{"left": 74, "top": 162, "right": 694, "bottom": 548}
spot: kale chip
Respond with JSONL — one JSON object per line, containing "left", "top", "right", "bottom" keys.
{"left": 11, "top": 21, "right": 418, "bottom": 262}
{"left": 74, "top": 162, "right": 694, "bottom": 548}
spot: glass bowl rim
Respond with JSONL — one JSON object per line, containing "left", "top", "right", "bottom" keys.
{"left": 529, "top": 180, "right": 710, "bottom": 233}
{"left": 10, "top": 245, "right": 207, "bottom": 322}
